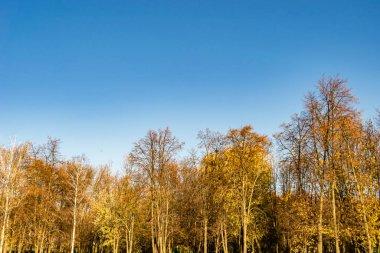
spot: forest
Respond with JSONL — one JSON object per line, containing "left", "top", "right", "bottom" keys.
{"left": 1, "top": 77, "right": 379, "bottom": 253}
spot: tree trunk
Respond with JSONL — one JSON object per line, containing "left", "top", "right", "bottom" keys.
{"left": 243, "top": 217, "right": 247, "bottom": 253}
{"left": 203, "top": 218, "right": 208, "bottom": 253}
{"left": 351, "top": 161, "right": 373, "bottom": 253}
{"left": 0, "top": 193, "right": 9, "bottom": 253}
{"left": 164, "top": 197, "right": 169, "bottom": 253}
{"left": 215, "top": 230, "right": 220, "bottom": 253}
{"left": 126, "top": 216, "right": 134, "bottom": 253}
{"left": 151, "top": 201, "right": 157, "bottom": 253}
{"left": 71, "top": 184, "right": 78, "bottom": 253}
{"left": 332, "top": 180, "right": 340, "bottom": 253}
{"left": 255, "top": 236, "right": 262, "bottom": 253}
{"left": 317, "top": 185, "right": 324, "bottom": 253}
{"left": 17, "top": 229, "right": 25, "bottom": 253}
{"left": 221, "top": 222, "right": 228, "bottom": 253}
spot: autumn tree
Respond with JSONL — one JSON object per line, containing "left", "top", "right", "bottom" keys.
{"left": 275, "top": 113, "right": 315, "bottom": 252}
{"left": 65, "top": 157, "right": 94, "bottom": 253}
{"left": 305, "top": 77, "right": 360, "bottom": 253}
{"left": 349, "top": 118, "right": 380, "bottom": 252}
{"left": 174, "top": 153, "right": 202, "bottom": 252}
{"left": 275, "top": 77, "right": 377, "bottom": 252}
{"left": 197, "top": 129, "right": 227, "bottom": 253}
{"left": 0, "top": 142, "right": 29, "bottom": 253}
{"left": 24, "top": 138, "right": 62, "bottom": 252}
{"left": 93, "top": 165, "right": 142, "bottom": 253}
{"left": 128, "top": 128, "right": 183, "bottom": 253}
{"left": 225, "top": 126, "right": 272, "bottom": 253}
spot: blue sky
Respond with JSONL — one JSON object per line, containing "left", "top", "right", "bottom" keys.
{"left": 1, "top": 0, "right": 379, "bottom": 171}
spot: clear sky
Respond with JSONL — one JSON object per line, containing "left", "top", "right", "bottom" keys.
{"left": 1, "top": 0, "right": 379, "bottom": 171}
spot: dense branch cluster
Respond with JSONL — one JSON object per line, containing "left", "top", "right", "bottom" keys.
{"left": 0, "top": 77, "right": 379, "bottom": 253}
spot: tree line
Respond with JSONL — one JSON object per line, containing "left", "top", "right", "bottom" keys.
{"left": 0, "top": 77, "right": 379, "bottom": 253}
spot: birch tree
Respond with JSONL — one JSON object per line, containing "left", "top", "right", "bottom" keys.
{"left": 0, "top": 142, "right": 28, "bottom": 253}
{"left": 66, "top": 157, "right": 93, "bottom": 253}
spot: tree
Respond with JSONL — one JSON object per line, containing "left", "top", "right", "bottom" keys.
{"left": 128, "top": 128, "right": 183, "bottom": 253}
{"left": 65, "top": 157, "right": 94, "bottom": 253}
{"left": 197, "top": 129, "right": 226, "bottom": 253}
{"left": 275, "top": 113, "right": 315, "bottom": 252}
{"left": 275, "top": 77, "right": 373, "bottom": 252}
{"left": 24, "top": 138, "right": 62, "bottom": 253}
{"left": 93, "top": 166, "right": 142, "bottom": 253}
{"left": 350, "top": 119, "right": 380, "bottom": 252}
{"left": 119, "top": 174, "right": 141, "bottom": 253}
{"left": 305, "top": 77, "right": 359, "bottom": 253}
{"left": 0, "top": 142, "right": 29, "bottom": 253}
{"left": 225, "top": 126, "right": 272, "bottom": 253}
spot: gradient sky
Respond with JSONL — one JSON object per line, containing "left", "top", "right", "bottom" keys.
{"left": 1, "top": 0, "right": 379, "bottom": 171}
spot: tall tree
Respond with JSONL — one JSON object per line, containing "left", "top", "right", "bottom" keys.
{"left": 306, "top": 77, "right": 359, "bottom": 253}
{"left": 93, "top": 166, "right": 142, "bottom": 253}
{"left": 275, "top": 113, "right": 315, "bottom": 252}
{"left": 128, "top": 128, "right": 183, "bottom": 253}
{"left": 225, "top": 126, "right": 272, "bottom": 253}
{"left": 198, "top": 129, "right": 226, "bottom": 253}
{"left": 0, "top": 143, "right": 29, "bottom": 253}
{"left": 66, "top": 157, "right": 93, "bottom": 253}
